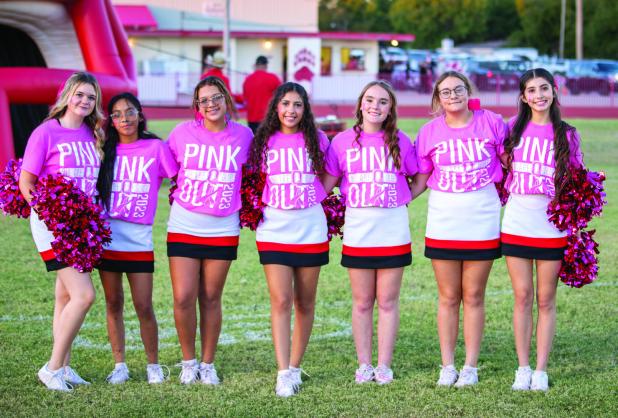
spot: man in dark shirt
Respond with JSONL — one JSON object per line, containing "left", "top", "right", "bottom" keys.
{"left": 242, "top": 56, "right": 281, "bottom": 133}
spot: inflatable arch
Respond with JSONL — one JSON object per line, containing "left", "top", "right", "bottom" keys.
{"left": 0, "top": 0, "right": 136, "bottom": 167}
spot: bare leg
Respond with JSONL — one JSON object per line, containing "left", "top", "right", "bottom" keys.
{"left": 349, "top": 268, "right": 377, "bottom": 365}
{"left": 461, "top": 260, "right": 493, "bottom": 367}
{"left": 100, "top": 271, "right": 126, "bottom": 363}
{"left": 534, "top": 259, "right": 561, "bottom": 371}
{"left": 506, "top": 256, "right": 534, "bottom": 367}
{"left": 375, "top": 267, "right": 404, "bottom": 367}
{"left": 169, "top": 257, "right": 200, "bottom": 361}
{"left": 289, "top": 266, "right": 320, "bottom": 368}
{"left": 264, "top": 264, "right": 294, "bottom": 370}
{"left": 432, "top": 260, "right": 462, "bottom": 366}
{"left": 198, "top": 259, "right": 232, "bottom": 364}
{"left": 52, "top": 278, "right": 71, "bottom": 367}
{"left": 48, "top": 268, "right": 95, "bottom": 370}
{"left": 127, "top": 272, "right": 158, "bottom": 364}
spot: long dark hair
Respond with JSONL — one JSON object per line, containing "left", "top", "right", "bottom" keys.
{"left": 96, "top": 92, "right": 159, "bottom": 211}
{"left": 504, "top": 68, "right": 575, "bottom": 200}
{"left": 249, "top": 82, "right": 324, "bottom": 173}
{"left": 353, "top": 80, "right": 402, "bottom": 169}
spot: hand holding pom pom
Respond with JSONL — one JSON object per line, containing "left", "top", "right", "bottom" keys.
{"left": 239, "top": 166, "right": 266, "bottom": 231}
{"left": 321, "top": 193, "right": 345, "bottom": 241}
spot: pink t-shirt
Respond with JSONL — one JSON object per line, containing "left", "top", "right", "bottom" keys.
{"left": 106, "top": 139, "right": 178, "bottom": 224}
{"left": 502, "top": 119, "right": 584, "bottom": 197}
{"left": 325, "top": 128, "right": 418, "bottom": 208}
{"left": 21, "top": 119, "right": 100, "bottom": 197}
{"left": 416, "top": 109, "right": 506, "bottom": 193}
{"left": 262, "top": 130, "right": 330, "bottom": 209}
{"left": 168, "top": 119, "right": 253, "bottom": 216}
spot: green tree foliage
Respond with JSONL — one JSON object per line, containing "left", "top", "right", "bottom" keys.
{"left": 485, "top": 0, "right": 521, "bottom": 41}
{"left": 586, "top": 0, "right": 618, "bottom": 59}
{"left": 319, "top": 0, "right": 394, "bottom": 32}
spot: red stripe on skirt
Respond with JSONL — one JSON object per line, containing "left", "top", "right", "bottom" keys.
{"left": 342, "top": 243, "right": 411, "bottom": 256}
{"left": 39, "top": 249, "right": 56, "bottom": 261}
{"left": 102, "top": 250, "right": 155, "bottom": 261}
{"left": 167, "top": 233, "right": 239, "bottom": 246}
{"left": 257, "top": 241, "right": 329, "bottom": 254}
{"left": 425, "top": 237, "right": 500, "bottom": 250}
{"left": 501, "top": 233, "right": 567, "bottom": 248}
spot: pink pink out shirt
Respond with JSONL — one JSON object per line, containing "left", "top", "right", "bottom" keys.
{"left": 262, "top": 130, "right": 330, "bottom": 209}
{"left": 325, "top": 128, "right": 418, "bottom": 208}
{"left": 106, "top": 139, "right": 178, "bottom": 224}
{"left": 21, "top": 119, "right": 100, "bottom": 197}
{"left": 168, "top": 119, "right": 253, "bottom": 216}
{"left": 415, "top": 109, "right": 506, "bottom": 193}
{"left": 502, "top": 119, "right": 584, "bottom": 198}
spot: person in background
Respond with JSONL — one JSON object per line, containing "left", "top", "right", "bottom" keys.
{"left": 243, "top": 55, "right": 281, "bottom": 133}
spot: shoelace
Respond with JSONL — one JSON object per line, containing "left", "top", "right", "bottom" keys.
{"left": 279, "top": 373, "right": 299, "bottom": 392}
{"left": 52, "top": 370, "right": 73, "bottom": 390}
{"left": 357, "top": 365, "right": 374, "bottom": 378}
{"left": 440, "top": 367, "right": 458, "bottom": 381}
{"left": 106, "top": 366, "right": 127, "bottom": 382}
{"left": 374, "top": 367, "right": 392, "bottom": 380}
{"left": 176, "top": 362, "right": 198, "bottom": 380}
{"left": 148, "top": 365, "right": 171, "bottom": 381}
{"left": 459, "top": 369, "right": 476, "bottom": 381}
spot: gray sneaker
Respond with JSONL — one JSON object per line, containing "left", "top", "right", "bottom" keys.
{"left": 38, "top": 363, "right": 73, "bottom": 392}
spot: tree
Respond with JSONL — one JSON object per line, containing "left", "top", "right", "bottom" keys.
{"left": 319, "top": 0, "right": 394, "bottom": 33}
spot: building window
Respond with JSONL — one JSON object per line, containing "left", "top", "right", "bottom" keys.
{"left": 321, "top": 47, "right": 332, "bottom": 76}
{"left": 341, "top": 48, "right": 365, "bottom": 71}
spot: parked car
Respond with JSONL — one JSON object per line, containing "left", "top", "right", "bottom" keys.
{"left": 467, "top": 60, "right": 527, "bottom": 92}
{"left": 389, "top": 63, "right": 421, "bottom": 91}
{"left": 566, "top": 60, "right": 618, "bottom": 95}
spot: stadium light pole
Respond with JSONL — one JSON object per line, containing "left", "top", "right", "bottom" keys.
{"left": 576, "top": 0, "right": 583, "bottom": 59}
{"left": 223, "top": 0, "right": 231, "bottom": 71}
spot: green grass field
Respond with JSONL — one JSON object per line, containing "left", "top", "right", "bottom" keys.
{"left": 0, "top": 118, "right": 616, "bottom": 417}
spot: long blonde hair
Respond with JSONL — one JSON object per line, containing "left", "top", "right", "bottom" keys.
{"left": 46, "top": 72, "right": 105, "bottom": 157}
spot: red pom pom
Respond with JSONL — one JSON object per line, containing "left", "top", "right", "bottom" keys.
{"left": 321, "top": 193, "right": 345, "bottom": 241}
{"left": 31, "top": 174, "right": 111, "bottom": 273}
{"left": 0, "top": 159, "right": 31, "bottom": 218}
{"left": 494, "top": 167, "right": 509, "bottom": 207}
{"left": 559, "top": 230, "right": 599, "bottom": 288}
{"left": 239, "top": 166, "right": 266, "bottom": 231}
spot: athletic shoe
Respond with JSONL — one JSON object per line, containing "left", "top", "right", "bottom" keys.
{"left": 374, "top": 365, "right": 394, "bottom": 385}
{"left": 178, "top": 360, "right": 199, "bottom": 385}
{"left": 38, "top": 363, "right": 73, "bottom": 392}
{"left": 288, "top": 366, "right": 308, "bottom": 387}
{"left": 147, "top": 364, "right": 169, "bottom": 384}
{"left": 199, "top": 362, "right": 220, "bottom": 385}
{"left": 512, "top": 366, "right": 532, "bottom": 391}
{"left": 436, "top": 365, "right": 458, "bottom": 386}
{"left": 530, "top": 370, "right": 549, "bottom": 392}
{"left": 64, "top": 366, "right": 90, "bottom": 385}
{"left": 454, "top": 365, "right": 478, "bottom": 388}
{"left": 355, "top": 364, "right": 374, "bottom": 384}
{"left": 106, "top": 363, "right": 130, "bottom": 385}
{"left": 275, "top": 370, "right": 298, "bottom": 397}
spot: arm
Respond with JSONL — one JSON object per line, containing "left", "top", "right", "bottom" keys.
{"left": 19, "top": 170, "right": 38, "bottom": 204}
{"left": 409, "top": 173, "right": 430, "bottom": 200}
{"left": 321, "top": 173, "right": 340, "bottom": 194}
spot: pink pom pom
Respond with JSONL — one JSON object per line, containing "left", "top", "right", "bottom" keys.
{"left": 31, "top": 174, "right": 111, "bottom": 272}
{"left": 321, "top": 193, "right": 345, "bottom": 241}
{"left": 0, "top": 159, "right": 31, "bottom": 218}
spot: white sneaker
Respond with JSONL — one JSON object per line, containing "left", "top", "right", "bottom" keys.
{"left": 374, "top": 365, "right": 394, "bottom": 385}
{"left": 178, "top": 360, "right": 199, "bottom": 385}
{"left": 355, "top": 363, "right": 374, "bottom": 384}
{"left": 147, "top": 364, "right": 169, "bottom": 384}
{"left": 64, "top": 366, "right": 90, "bottom": 385}
{"left": 199, "top": 362, "right": 220, "bottom": 385}
{"left": 289, "top": 366, "right": 308, "bottom": 387}
{"left": 530, "top": 370, "right": 549, "bottom": 392}
{"left": 38, "top": 363, "right": 73, "bottom": 392}
{"left": 436, "top": 365, "right": 458, "bottom": 386}
{"left": 454, "top": 365, "right": 478, "bottom": 388}
{"left": 275, "top": 370, "right": 298, "bottom": 397}
{"left": 106, "top": 363, "right": 130, "bottom": 385}
{"left": 512, "top": 366, "right": 532, "bottom": 391}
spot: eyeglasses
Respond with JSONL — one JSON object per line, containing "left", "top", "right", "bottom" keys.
{"left": 110, "top": 108, "right": 139, "bottom": 120}
{"left": 196, "top": 94, "right": 225, "bottom": 108}
{"left": 438, "top": 85, "right": 467, "bottom": 99}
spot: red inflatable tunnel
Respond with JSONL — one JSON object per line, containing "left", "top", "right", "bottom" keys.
{"left": 0, "top": 0, "right": 137, "bottom": 167}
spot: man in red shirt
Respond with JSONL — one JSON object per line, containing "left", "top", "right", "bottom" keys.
{"left": 242, "top": 56, "right": 281, "bottom": 133}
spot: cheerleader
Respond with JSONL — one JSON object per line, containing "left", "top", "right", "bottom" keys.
{"left": 322, "top": 80, "right": 418, "bottom": 385}
{"left": 249, "top": 82, "right": 330, "bottom": 397}
{"left": 96, "top": 93, "right": 178, "bottom": 384}
{"left": 411, "top": 71, "right": 506, "bottom": 387}
{"left": 167, "top": 77, "right": 253, "bottom": 384}
{"left": 501, "top": 68, "right": 584, "bottom": 392}
{"left": 19, "top": 72, "right": 104, "bottom": 391}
